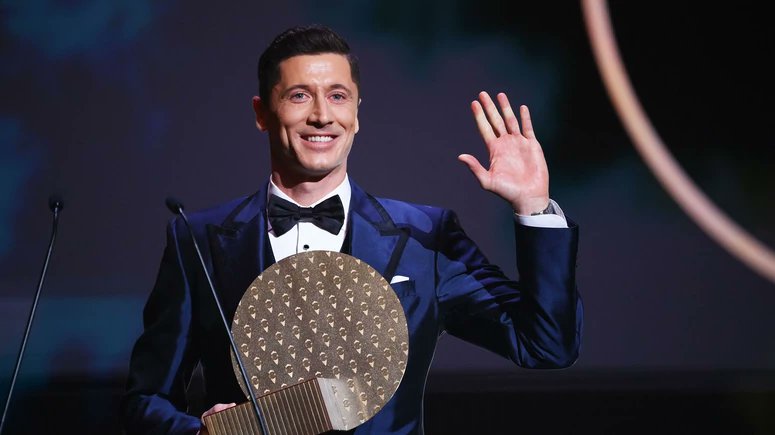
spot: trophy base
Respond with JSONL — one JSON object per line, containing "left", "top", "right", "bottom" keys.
{"left": 203, "top": 377, "right": 359, "bottom": 435}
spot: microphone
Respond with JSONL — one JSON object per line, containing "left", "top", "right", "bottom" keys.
{"left": 0, "top": 195, "right": 63, "bottom": 434}
{"left": 164, "top": 197, "right": 268, "bottom": 435}
{"left": 48, "top": 195, "right": 64, "bottom": 214}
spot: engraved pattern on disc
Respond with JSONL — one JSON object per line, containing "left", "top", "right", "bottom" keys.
{"left": 230, "top": 251, "right": 410, "bottom": 427}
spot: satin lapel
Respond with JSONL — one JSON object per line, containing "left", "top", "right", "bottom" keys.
{"left": 349, "top": 181, "right": 409, "bottom": 283}
{"left": 206, "top": 188, "right": 269, "bottom": 320}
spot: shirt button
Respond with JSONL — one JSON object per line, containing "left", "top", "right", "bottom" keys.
{"left": 303, "top": 244, "right": 310, "bottom": 250}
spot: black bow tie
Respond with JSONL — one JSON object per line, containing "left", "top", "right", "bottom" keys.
{"left": 267, "top": 194, "right": 345, "bottom": 236}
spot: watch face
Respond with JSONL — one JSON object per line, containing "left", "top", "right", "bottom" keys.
{"left": 531, "top": 202, "right": 553, "bottom": 216}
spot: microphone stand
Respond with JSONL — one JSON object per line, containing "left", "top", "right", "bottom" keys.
{"left": 0, "top": 196, "right": 63, "bottom": 434}
{"left": 165, "top": 198, "right": 268, "bottom": 435}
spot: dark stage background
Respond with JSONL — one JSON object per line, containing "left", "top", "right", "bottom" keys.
{"left": 1, "top": 1, "right": 774, "bottom": 433}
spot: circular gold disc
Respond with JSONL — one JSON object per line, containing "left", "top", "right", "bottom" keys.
{"left": 230, "top": 251, "right": 409, "bottom": 427}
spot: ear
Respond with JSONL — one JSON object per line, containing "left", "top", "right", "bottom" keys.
{"left": 354, "top": 98, "right": 361, "bottom": 134}
{"left": 252, "top": 96, "right": 268, "bottom": 131}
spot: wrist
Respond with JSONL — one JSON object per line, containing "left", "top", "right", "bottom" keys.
{"left": 513, "top": 197, "right": 551, "bottom": 216}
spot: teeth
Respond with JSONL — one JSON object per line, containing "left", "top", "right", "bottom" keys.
{"left": 305, "top": 136, "right": 334, "bottom": 143}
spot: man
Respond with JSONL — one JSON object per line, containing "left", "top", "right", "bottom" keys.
{"left": 121, "top": 25, "right": 582, "bottom": 434}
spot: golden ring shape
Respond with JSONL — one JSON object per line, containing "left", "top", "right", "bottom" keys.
{"left": 582, "top": 0, "right": 775, "bottom": 284}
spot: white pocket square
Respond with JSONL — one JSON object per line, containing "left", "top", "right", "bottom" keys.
{"left": 390, "top": 275, "right": 410, "bottom": 284}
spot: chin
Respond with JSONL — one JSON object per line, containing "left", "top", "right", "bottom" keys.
{"left": 306, "top": 166, "right": 344, "bottom": 178}
{"left": 298, "top": 157, "right": 345, "bottom": 175}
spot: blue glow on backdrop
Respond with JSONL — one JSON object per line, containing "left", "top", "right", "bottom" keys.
{"left": 0, "top": 118, "right": 42, "bottom": 258}
{"left": 4, "top": 0, "right": 160, "bottom": 58}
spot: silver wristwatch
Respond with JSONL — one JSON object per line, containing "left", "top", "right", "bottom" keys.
{"left": 530, "top": 201, "right": 555, "bottom": 216}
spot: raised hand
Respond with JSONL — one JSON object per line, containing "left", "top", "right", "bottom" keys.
{"left": 458, "top": 91, "right": 550, "bottom": 215}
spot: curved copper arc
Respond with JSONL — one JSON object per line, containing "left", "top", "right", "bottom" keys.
{"left": 581, "top": 0, "right": 775, "bottom": 284}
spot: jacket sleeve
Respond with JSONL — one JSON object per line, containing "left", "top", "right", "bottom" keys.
{"left": 121, "top": 218, "right": 203, "bottom": 435}
{"left": 436, "top": 209, "right": 583, "bottom": 368}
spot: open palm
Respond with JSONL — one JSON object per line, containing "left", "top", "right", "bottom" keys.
{"left": 458, "top": 92, "right": 550, "bottom": 215}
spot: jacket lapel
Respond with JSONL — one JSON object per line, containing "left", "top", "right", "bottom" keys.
{"left": 349, "top": 181, "right": 409, "bottom": 283}
{"left": 206, "top": 187, "right": 269, "bottom": 320}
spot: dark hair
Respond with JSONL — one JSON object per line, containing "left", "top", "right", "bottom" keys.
{"left": 258, "top": 25, "right": 360, "bottom": 104}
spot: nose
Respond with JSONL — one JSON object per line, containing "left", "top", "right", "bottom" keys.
{"left": 308, "top": 96, "right": 332, "bottom": 126}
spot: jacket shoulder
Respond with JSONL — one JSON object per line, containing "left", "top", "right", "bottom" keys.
{"left": 371, "top": 196, "right": 450, "bottom": 232}
{"left": 165, "top": 193, "right": 260, "bottom": 241}
{"left": 185, "top": 195, "right": 254, "bottom": 226}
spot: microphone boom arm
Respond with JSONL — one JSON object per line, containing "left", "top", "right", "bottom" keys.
{"left": 167, "top": 199, "right": 268, "bottom": 435}
{"left": 0, "top": 198, "right": 62, "bottom": 434}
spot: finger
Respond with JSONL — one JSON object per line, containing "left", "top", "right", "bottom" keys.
{"left": 202, "top": 403, "right": 237, "bottom": 418}
{"left": 520, "top": 105, "right": 536, "bottom": 138}
{"left": 478, "top": 91, "right": 507, "bottom": 137}
{"left": 471, "top": 100, "right": 496, "bottom": 144}
{"left": 497, "top": 93, "right": 521, "bottom": 135}
{"left": 458, "top": 154, "right": 490, "bottom": 189}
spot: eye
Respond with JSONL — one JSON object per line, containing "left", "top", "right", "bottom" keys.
{"left": 329, "top": 92, "right": 348, "bottom": 102}
{"left": 288, "top": 91, "right": 309, "bottom": 102}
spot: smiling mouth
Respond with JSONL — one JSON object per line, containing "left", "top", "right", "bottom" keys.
{"left": 302, "top": 135, "right": 336, "bottom": 143}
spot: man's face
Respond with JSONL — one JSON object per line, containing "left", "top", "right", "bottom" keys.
{"left": 254, "top": 53, "right": 359, "bottom": 181}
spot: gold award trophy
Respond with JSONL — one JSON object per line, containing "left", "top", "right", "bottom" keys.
{"left": 203, "top": 251, "right": 409, "bottom": 435}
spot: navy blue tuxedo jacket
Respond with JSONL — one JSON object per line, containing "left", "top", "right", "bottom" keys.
{"left": 122, "top": 180, "right": 582, "bottom": 434}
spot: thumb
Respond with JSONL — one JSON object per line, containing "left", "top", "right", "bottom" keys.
{"left": 458, "top": 154, "right": 489, "bottom": 188}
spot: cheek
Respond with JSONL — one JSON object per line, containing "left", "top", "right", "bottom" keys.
{"left": 276, "top": 106, "right": 307, "bottom": 130}
{"left": 277, "top": 121, "right": 300, "bottom": 145}
{"left": 337, "top": 108, "right": 359, "bottom": 131}
{"left": 267, "top": 126, "right": 291, "bottom": 152}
